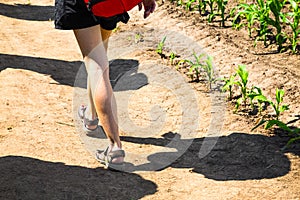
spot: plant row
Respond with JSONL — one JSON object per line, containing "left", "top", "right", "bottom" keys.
{"left": 169, "top": 0, "right": 300, "bottom": 53}
{"left": 222, "top": 65, "right": 299, "bottom": 148}
{"left": 156, "top": 36, "right": 299, "bottom": 147}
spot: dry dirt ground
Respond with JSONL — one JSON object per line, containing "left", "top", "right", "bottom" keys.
{"left": 0, "top": 0, "right": 300, "bottom": 199}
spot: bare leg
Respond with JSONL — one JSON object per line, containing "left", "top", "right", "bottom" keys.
{"left": 74, "top": 26, "right": 123, "bottom": 162}
{"left": 101, "top": 27, "right": 112, "bottom": 51}
{"left": 83, "top": 27, "right": 112, "bottom": 129}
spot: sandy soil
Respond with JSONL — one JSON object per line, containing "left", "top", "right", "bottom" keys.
{"left": 0, "top": 0, "right": 299, "bottom": 199}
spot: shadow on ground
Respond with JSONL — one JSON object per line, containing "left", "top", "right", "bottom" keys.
{"left": 0, "top": 54, "right": 147, "bottom": 90}
{"left": 0, "top": 3, "right": 54, "bottom": 21}
{"left": 121, "top": 132, "right": 300, "bottom": 180}
{"left": 0, "top": 156, "right": 157, "bottom": 199}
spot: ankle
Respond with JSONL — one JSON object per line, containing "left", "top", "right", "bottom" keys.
{"left": 85, "top": 108, "right": 97, "bottom": 120}
{"left": 110, "top": 143, "right": 122, "bottom": 151}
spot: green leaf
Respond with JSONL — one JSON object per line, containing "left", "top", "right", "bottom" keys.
{"left": 235, "top": 97, "right": 243, "bottom": 110}
{"left": 251, "top": 119, "right": 267, "bottom": 131}
{"left": 189, "top": 65, "right": 200, "bottom": 73}
{"left": 222, "top": 74, "right": 236, "bottom": 92}
{"left": 276, "top": 88, "right": 284, "bottom": 104}
{"left": 290, "top": 0, "right": 298, "bottom": 11}
{"left": 237, "top": 65, "right": 248, "bottom": 86}
{"left": 286, "top": 136, "right": 300, "bottom": 147}
{"left": 234, "top": 81, "right": 242, "bottom": 87}
{"left": 254, "top": 94, "right": 268, "bottom": 102}
{"left": 264, "top": 120, "right": 292, "bottom": 131}
{"left": 279, "top": 104, "right": 289, "bottom": 113}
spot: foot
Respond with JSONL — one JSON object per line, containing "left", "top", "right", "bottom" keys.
{"left": 78, "top": 105, "right": 99, "bottom": 132}
{"left": 96, "top": 145, "right": 125, "bottom": 167}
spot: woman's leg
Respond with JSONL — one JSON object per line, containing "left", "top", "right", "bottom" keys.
{"left": 82, "top": 27, "right": 112, "bottom": 130}
{"left": 74, "top": 26, "right": 123, "bottom": 160}
{"left": 101, "top": 27, "right": 112, "bottom": 51}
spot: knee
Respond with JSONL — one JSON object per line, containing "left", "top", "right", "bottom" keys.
{"left": 84, "top": 55, "right": 109, "bottom": 73}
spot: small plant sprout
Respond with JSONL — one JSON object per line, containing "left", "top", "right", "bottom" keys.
{"left": 207, "top": 0, "right": 216, "bottom": 22}
{"left": 234, "top": 65, "right": 249, "bottom": 111}
{"left": 204, "top": 56, "right": 215, "bottom": 89}
{"left": 177, "top": 0, "right": 183, "bottom": 6}
{"left": 269, "top": 88, "right": 289, "bottom": 120}
{"left": 181, "top": 52, "right": 206, "bottom": 81}
{"left": 252, "top": 119, "right": 300, "bottom": 148}
{"left": 185, "top": 0, "right": 196, "bottom": 11}
{"left": 156, "top": 36, "right": 167, "bottom": 57}
{"left": 135, "top": 33, "right": 142, "bottom": 43}
{"left": 179, "top": 53, "right": 215, "bottom": 88}
{"left": 169, "top": 51, "right": 176, "bottom": 65}
{"left": 216, "top": 0, "right": 228, "bottom": 27}
{"left": 222, "top": 73, "right": 237, "bottom": 100}
{"left": 247, "top": 86, "right": 268, "bottom": 114}
{"left": 285, "top": 0, "right": 300, "bottom": 53}
{"left": 198, "top": 0, "right": 207, "bottom": 15}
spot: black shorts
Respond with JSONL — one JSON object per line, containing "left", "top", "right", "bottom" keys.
{"left": 54, "top": 0, "right": 130, "bottom": 30}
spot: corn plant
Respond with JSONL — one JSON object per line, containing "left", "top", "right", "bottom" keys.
{"left": 234, "top": 65, "right": 249, "bottom": 110}
{"left": 169, "top": 51, "right": 176, "bottom": 65}
{"left": 268, "top": 0, "right": 288, "bottom": 51}
{"left": 268, "top": 88, "right": 289, "bottom": 120}
{"left": 285, "top": 0, "right": 300, "bottom": 53}
{"left": 233, "top": 0, "right": 288, "bottom": 51}
{"left": 177, "top": 0, "right": 183, "bottom": 6}
{"left": 156, "top": 36, "right": 167, "bottom": 57}
{"left": 179, "top": 53, "right": 214, "bottom": 86}
{"left": 185, "top": 0, "right": 196, "bottom": 11}
{"left": 203, "top": 56, "right": 215, "bottom": 89}
{"left": 222, "top": 73, "right": 236, "bottom": 100}
{"left": 232, "top": 3, "right": 259, "bottom": 38}
{"left": 198, "top": 0, "right": 207, "bottom": 15}
{"left": 215, "top": 0, "right": 228, "bottom": 27}
{"left": 252, "top": 119, "right": 300, "bottom": 148}
{"left": 180, "top": 53, "right": 206, "bottom": 81}
{"left": 207, "top": 0, "right": 216, "bottom": 22}
{"left": 247, "top": 86, "right": 268, "bottom": 114}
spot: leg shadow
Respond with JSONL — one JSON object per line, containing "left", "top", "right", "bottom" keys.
{"left": 0, "top": 54, "right": 148, "bottom": 90}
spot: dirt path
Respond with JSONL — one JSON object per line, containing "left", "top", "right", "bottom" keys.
{"left": 0, "top": 0, "right": 299, "bottom": 199}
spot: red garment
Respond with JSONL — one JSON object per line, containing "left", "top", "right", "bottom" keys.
{"left": 84, "top": 0, "right": 142, "bottom": 18}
